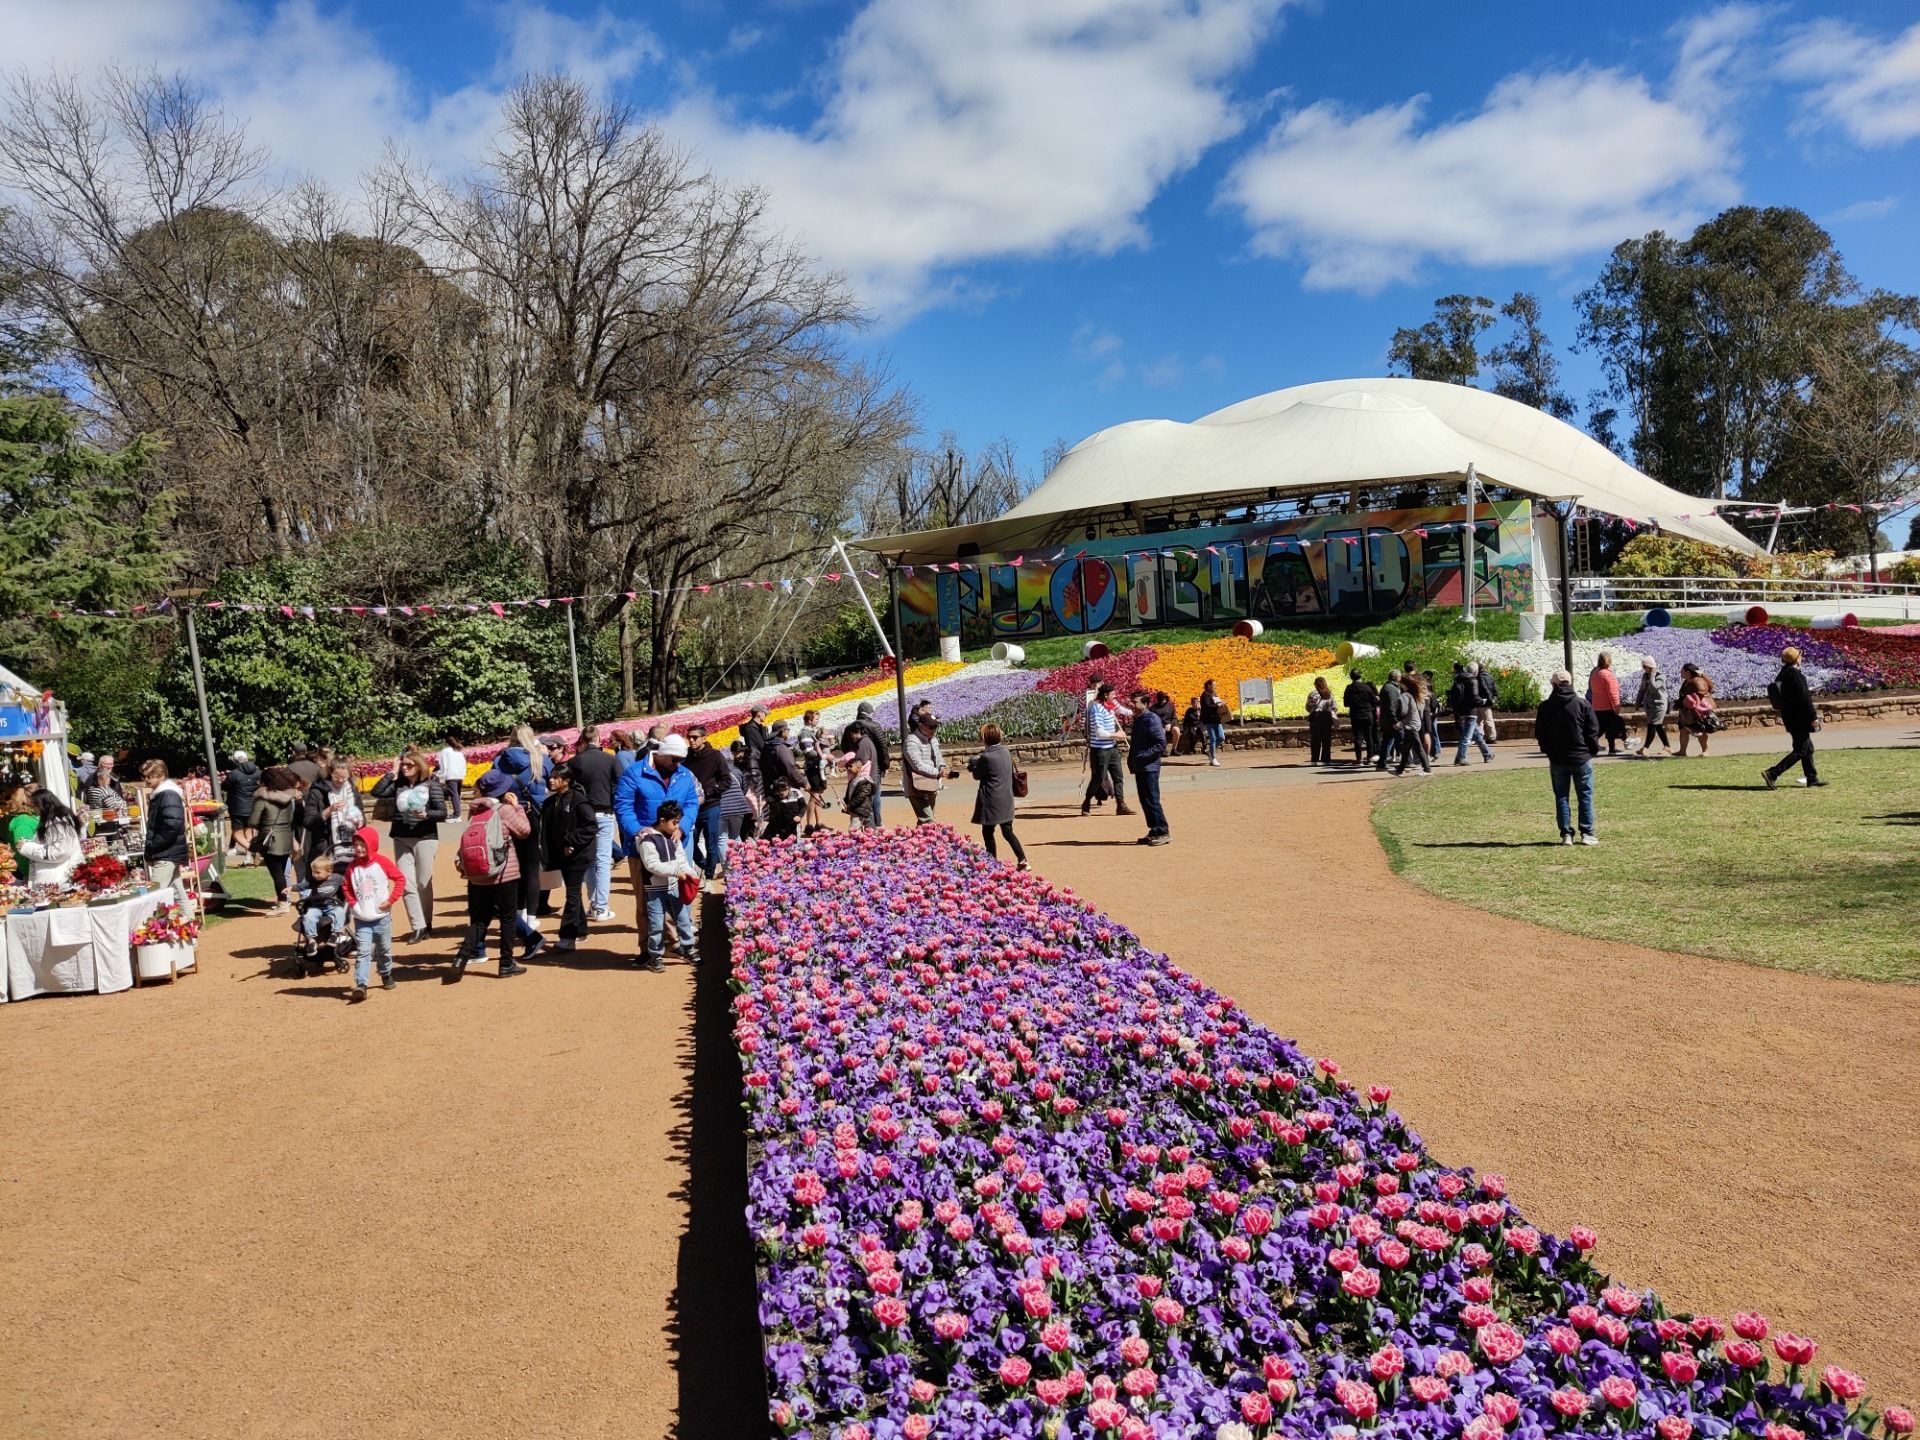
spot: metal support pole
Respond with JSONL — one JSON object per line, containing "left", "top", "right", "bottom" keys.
{"left": 834, "top": 537, "right": 894, "bottom": 659}
{"left": 1463, "top": 462, "right": 1477, "bottom": 626}
{"left": 1556, "top": 506, "right": 1576, "bottom": 677}
{"left": 183, "top": 607, "right": 222, "bottom": 790}
{"left": 1763, "top": 506, "right": 1783, "bottom": 555}
{"left": 887, "top": 562, "right": 910, "bottom": 740}
{"left": 564, "top": 602, "right": 585, "bottom": 734}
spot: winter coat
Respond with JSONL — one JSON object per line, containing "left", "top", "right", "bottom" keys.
{"left": 567, "top": 745, "right": 619, "bottom": 812}
{"left": 1635, "top": 669, "right": 1668, "bottom": 722}
{"left": 249, "top": 787, "right": 301, "bottom": 857}
{"left": 145, "top": 780, "right": 191, "bottom": 865}
{"left": 1770, "top": 663, "right": 1818, "bottom": 731}
{"left": 1127, "top": 708, "right": 1167, "bottom": 775}
{"left": 17, "top": 820, "right": 83, "bottom": 886}
{"left": 1474, "top": 668, "right": 1499, "bottom": 707}
{"left": 460, "top": 798, "right": 531, "bottom": 886}
{"left": 223, "top": 760, "right": 262, "bottom": 822}
{"left": 1199, "top": 690, "right": 1228, "bottom": 725}
{"left": 1447, "top": 673, "right": 1479, "bottom": 717}
{"left": 762, "top": 738, "right": 807, "bottom": 793}
{"left": 970, "top": 742, "right": 1017, "bottom": 826}
{"left": 615, "top": 755, "right": 701, "bottom": 849}
{"left": 370, "top": 771, "right": 448, "bottom": 840}
{"left": 840, "top": 717, "right": 892, "bottom": 775}
{"left": 542, "top": 786, "right": 600, "bottom": 869}
{"left": 1343, "top": 679, "right": 1377, "bottom": 717}
{"left": 1587, "top": 666, "right": 1622, "bottom": 712}
{"left": 1536, "top": 682, "right": 1602, "bottom": 766}
{"left": 740, "top": 721, "right": 770, "bottom": 790}
{"left": 492, "top": 746, "right": 548, "bottom": 811}
{"left": 301, "top": 777, "right": 342, "bottom": 854}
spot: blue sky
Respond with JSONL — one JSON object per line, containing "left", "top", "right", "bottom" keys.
{"left": 14, "top": 0, "right": 1920, "bottom": 528}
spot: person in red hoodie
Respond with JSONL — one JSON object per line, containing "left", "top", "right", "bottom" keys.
{"left": 343, "top": 824, "right": 406, "bottom": 1002}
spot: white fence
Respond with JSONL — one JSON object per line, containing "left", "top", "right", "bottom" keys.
{"left": 1570, "top": 575, "right": 1920, "bottom": 620}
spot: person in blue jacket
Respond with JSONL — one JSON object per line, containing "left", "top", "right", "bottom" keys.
{"left": 616, "top": 732, "right": 701, "bottom": 892}
{"left": 485, "top": 732, "right": 551, "bottom": 953}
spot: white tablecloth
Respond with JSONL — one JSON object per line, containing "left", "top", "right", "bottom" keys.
{"left": 3, "top": 890, "right": 169, "bottom": 1002}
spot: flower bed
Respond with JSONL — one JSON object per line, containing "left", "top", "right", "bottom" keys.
{"left": 1140, "top": 637, "right": 1335, "bottom": 708}
{"left": 879, "top": 669, "right": 1042, "bottom": 737}
{"left": 1034, "top": 645, "right": 1160, "bottom": 701}
{"left": 729, "top": 828, "right": 1906, "bottom": 1440}
{"left": 933, "top": 690, "right": 1080, "bottom": 744}
{"left": 1464, "top": 639, "right": 1650, "bottom": 694}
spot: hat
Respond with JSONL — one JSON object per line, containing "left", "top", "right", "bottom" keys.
{"left": 79, "top": 750, "right": 95, "bottom": 763}
{"left": 476, "top": 770, "right": 514, "bottom": 799}
{"left": 655, "top": 734, "right": 688, "bottom": 759}
{"left": 538, "top": 734, "right": 564, "bottom": 750}
{"left": 230, "top": 749, "right": 249, "bottom": 762}
{"left": 856, "top": 701, "right": 875, "bottom": 719}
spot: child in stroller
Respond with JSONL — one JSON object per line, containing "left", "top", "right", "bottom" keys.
{"left": 291, "top": 853, "right": 353, "bottom": 977}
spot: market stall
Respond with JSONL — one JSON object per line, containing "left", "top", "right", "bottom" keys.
{"left": 3, "top": 887, "right": 172, "bottom": 1001}
{"left": 0, "top": 662, "right": 73, "bottom": 808}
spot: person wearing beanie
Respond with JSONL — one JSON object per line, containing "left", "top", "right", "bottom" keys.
{"left": 452, "top": 768, "right": 532, "bottom": 980}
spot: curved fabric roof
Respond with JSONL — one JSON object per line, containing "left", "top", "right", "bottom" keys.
{"left": 859, "top": 377, "right": 1759, "bottom": 559}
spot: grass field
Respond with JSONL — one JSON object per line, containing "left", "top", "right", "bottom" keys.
{"left": 1371, "top": 748, "right": 1920, "bottom": 983}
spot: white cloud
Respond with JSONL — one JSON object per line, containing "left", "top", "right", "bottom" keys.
{"left": 1221, "top": 16, "right": 1744, "bottom": 291}
{"left": 1778, "top": 18, "right": 1920, "bottom": 148}
{"left": 664, "top": 0, "right": 1290, "bottom": 315}
{"left": 1822, "top": 195, "right": 1898, "bottom": 225}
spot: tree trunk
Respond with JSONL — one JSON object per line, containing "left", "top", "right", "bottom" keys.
{"left": 618, "top": 598, "right": 637, "bottom": 715}
{"left": 1868, "top": 508, "right": 1880, "bottom": 587}
{"left": 647, "top": 589, "right": 689, "bottom": 711}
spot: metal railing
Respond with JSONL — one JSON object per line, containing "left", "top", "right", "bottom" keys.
{"left": 1569, "top": 574, "right": 1920, "bottom": 617}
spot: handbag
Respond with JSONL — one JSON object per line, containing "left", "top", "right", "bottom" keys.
{"left": 677, "top": 873, "right": 701, "bottom": 906}
{"left": 1011, "top": 766, "right": 1029, "bottom": 799}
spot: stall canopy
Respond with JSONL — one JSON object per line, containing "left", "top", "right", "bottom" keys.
{"left": 856, "top": 377, "right": 1761, "bottom": 561}
{"left": 0, "top": 660, "right": 73, "bottom": 808}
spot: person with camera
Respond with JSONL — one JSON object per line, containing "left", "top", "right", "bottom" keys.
{"left": 902, "top": 710, "right": 953, "bottom": 824}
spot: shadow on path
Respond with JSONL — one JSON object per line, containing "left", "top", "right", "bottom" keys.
{"left": 667, "top": 891, "right": 765, "bottom": 1440}
{"left": 1412, "top": 840, "right": 1565, "bottom": 849}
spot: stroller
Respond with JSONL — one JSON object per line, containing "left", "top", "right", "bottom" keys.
{"left": 289, "top": 903, "right": 354, "bottom": 978}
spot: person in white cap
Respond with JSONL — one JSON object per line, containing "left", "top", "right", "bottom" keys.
{"left": 75, "top": 752, "right": 98, "bottom": 789}
{"left": 614, "top": 731, "right": 702, "bottom": 946}
{"left": 223, "top": 749, "right": 262, "bottom": 862}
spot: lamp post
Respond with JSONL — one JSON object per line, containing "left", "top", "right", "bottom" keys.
{"left": 1557, "top": 504, "right": 1576, "bottom": 677}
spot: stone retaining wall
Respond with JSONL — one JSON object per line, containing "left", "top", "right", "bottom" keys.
{"left": 943, "top": 689, "right": 1920, "bottom": 768}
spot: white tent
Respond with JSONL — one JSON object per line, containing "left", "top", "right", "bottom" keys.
{"left": 0, "top": 661, "right": 72, "bottom": 809}
{"left": 859, "top": 377, "right": 1761, "bottom": 561}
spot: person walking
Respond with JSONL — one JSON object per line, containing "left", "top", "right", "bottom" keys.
{"left": 1634, "top": 658, "right": 1672, "bottom": 757}
{"left": 437, "top": 737, "right": 468, "bottom": 820}
{"left": 566, "top": 726, "right": 620, "bottom": 922}
{"left": 1304, "top": 676, "right": 1338, "bottom": 764}
{"left": 140, "top": 759, "right": 193, "bottom": 895}
{"left": 739, "top": 706, "right": 771, "bottom": 799}
{"left": 541, "top": 762, "right": 600, "bottom": 950}
{"left": 1674, "top": 664, "right": 1719, "bottom": 757}
{"left": 1537, "top": 669, "right": 1601, "bottom": 845}
{"left": 1762, "top": 646, "right": 1825, "bottom": 790}
{"left": 1342, "top": 670, "right": 1377, "bottom": 765}
{"left": 370, "top": 747, "right": 448, "bottom": 944}
{"left": 342, "top": 825, "right": 406, "bottom": 1001}
{"left": 902, "top": 711, "right": 946, "bottom": 823}
{"left": 223, "top": 749, "right": 261, "bottom": 863}
{"left": 1472, "top": 661, "right": 1500, "bottom": 745}
{"left": 296, "top": 757, "right": 345, "bottom": 889}
{"left": 1390, "top": 675, "right": 1433, "bottom": 776}
{"left": 493, "top": 727, "right": 549, "bottom": 938}
{"left": 1373, "top": 671, "right": 1403, "bottom": 772}
{"left": 840, "top": 702, "right": 891, "bottom": 824}
{"left": 1127, "top": 688, "right": 1170, "bottom": 845}
{"left": 1448, "top": 662, "right": 1493, "bottom": 765}
{"left": 1587, "top": 653, "right": 1625, "bottom": 756}
{"left": 452, "top": 771, "right": 532, "bottom": 979}
{"left": 969, "top": 722, "right": 1028, "bottom": 868}
{"left": 1420, "top": 670, "right": 1441, "bottom": 760}
{"left": 1081, "top": 683, "right": 1133, "bottom": 816}
{"left": 1199, "top": 680, "right": 1229, "bottom": 766}
{"left": 615, "top": 733, "right": 701, "bottom": 918}
{"left": 249, "top": 767, "right": 303, "bottom": 913}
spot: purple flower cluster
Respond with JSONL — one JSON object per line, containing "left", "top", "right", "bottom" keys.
{"left": 879, "top": 670, "right": 1042, "bottom": 736}
{"left": 1707, "top": 625, "right": 1882, "bottom": 691}
{"left": 728, "top": 828, "right": 1906, "bottom": 1440}
{"left": 1628, "top": 627, "right": 1849, "bottom": 700}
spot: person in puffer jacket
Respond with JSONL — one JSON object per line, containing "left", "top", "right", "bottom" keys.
{"left": 342, "top": 824, "right": 406, "bottom": 1001}
{"left": 1535, "top": 671, "right": 1602, "bottom": 846}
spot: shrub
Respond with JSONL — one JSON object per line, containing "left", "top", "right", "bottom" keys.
{"left": 1608, "top": 533, "right": 1742, "bottom": 578}
{"left": 1493, "top": 665, "right": 1543, "bottom": 710}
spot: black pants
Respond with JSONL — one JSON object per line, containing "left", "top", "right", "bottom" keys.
{"left": 1392, "top": 725, "right": 1431, "bottom": 774}
{"left": 559, "top": 856, "right": 594, "bottom": 941}
{"left": 1374, "top": 723, "right": 1398, "bottom": 770}
{"left": 1765, "top": 727, "right": 1819, "bottom": 783}
{"left": 513, "top": 831, "right": 543, "bottom": 917}
{"left": 1643, "top": 721, "right": 1670, "bottom": 750}
{"left": 1133, "top": 767, "right": 1168, "bottom": 835}
{"left": 1349, "top": 713, "right": 1374, "bottom": 762}
{"left": 263, "top": 851, "right": 291, "bottom": 903}
{"left": 1085, "top": 747, "right": 1126, "bottom": 808}
{"left": 463, "top": 882, "right": 518, "bottom": 962}
{"left": 981, "top": 823, "right": 1027, "bottom": 864}
{"left": 1308, "top": 710, "right": 1334, "bottom": 764}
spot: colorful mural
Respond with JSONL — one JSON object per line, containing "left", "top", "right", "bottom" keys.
{"left": 896, "top": 501, "right": 1533, "bottom": 655}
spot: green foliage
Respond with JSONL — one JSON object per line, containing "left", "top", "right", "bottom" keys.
{"left": 41, "top": 631, "right": 165, "bottom": 755}
{"left": 937, "top": 691, "right": 1078, "bottom": 743}
{"left": 1493, "top": 667, "right": 1543, "bottom": 711}
{"left": 1886, "top": 556, "right": 1920, "bottom": 585}
{"left": 1607, "top": 533, "right": 1743, "bottom": 578}
{"left": 801, "top": 602, "right": 886, "bottom": 670}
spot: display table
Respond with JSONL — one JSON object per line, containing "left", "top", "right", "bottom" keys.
{"left": 2, "top": 890, "right": 170, "bottom": 1003}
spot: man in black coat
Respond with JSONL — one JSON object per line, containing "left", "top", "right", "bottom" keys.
{"left": 223, "top": 750, "right": 262, "bottom": 860}
{"left": 739, "top": 706, "right": 770, "bottom": 798}
{"left": 1342, "top": 670, "right": 1377, "bottom": 765}
{"left": 840, "top": 701, "right": 892, "bottom": 824}
{"left": 1762, "top": 646, "right": 1825, "bottom": 789}
{"left": 1536, "top": 669, "right": 1602, "bottom": 845}
{"left": 566, "top": 727, "right": 620, "bottom": 920}
{"left": 1127, "top": 689, "right": 1170, "bottom": 845}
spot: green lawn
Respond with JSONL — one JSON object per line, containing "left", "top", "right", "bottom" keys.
{"left": 205, "top": 860, "right": 275, "bottom": 925}
{"left": 1371, "top": 748, "right": 1920, "bottom": 983}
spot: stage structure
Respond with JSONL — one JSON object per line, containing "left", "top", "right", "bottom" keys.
{"left": 857, "top": 378, "right": 1759, "bottom": 658}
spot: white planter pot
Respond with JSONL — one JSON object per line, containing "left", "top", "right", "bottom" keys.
{"left": 135, "top": 941, "right": 195, "bottom": 982}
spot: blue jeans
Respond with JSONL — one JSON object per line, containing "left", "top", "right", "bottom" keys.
{"left": 353, "top": 912, "right": 394, "bottom": 986}
{"left": 591, "top": 812, "right": 617, "bottom": 912}
{"left": 1454, "top": 714, "right": 1493, "bottom": 763}
{"left": 1133, "top": 766, "right": 1168, "bottom": 835}
{"left": 299, "top": 903, "right": 347, "bottom": 939}
{"left": 1551, "top": 761, "right": 1596, "bottom": 837}
{"left": 1205, "top": 723, "right": 1225, "bottom": 759}
{"left": 694, "top": 804, "right": 728, "bottom": 880}
{"left": 645, "top": 888, "right": 694, "bottom": 958}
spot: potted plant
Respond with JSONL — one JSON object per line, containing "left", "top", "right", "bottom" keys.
{"left": 72, "top": 853, "right": 129, "bottom": 901}
{"left": 132, "top": 904, "right": 201, "bottom": 983}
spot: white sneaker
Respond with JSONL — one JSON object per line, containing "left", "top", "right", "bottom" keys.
{"left": 1209, "top": 758, "right": 1221, "bottom": 767}
{"left": 589, "top": 907, "right": 616, "bottom": 922}
{"left": 1580, "top": 833, "right": 1599, "bottom": 846}
{"left": 1561, "top": 834, "right": 1575, "bottom": 846}
{"left": 1794, "top": 778, "right": 1810, "bottom": 787}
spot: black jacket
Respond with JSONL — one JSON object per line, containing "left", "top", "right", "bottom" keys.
{"left": 301, "top": 778, "right": 339, "bottom": 849}
{"left": 567, "top": 745, "right": 619, "bottom": 812}
{"left": 223, "top": 760, "right": 261, "bottom": 820}
{"left": 542, "top": 787, "right": 599, "bottom": 868}
{"left": 739, "top": 721, "right": 769, "bottom": 787}
{"left": 1343, "top": 679, "right": 1377, "bottom": 716}
{"left": 1128, "top": 709, "right": 1167, "bottom": 775}
{"left": 682, "top": 745, "right": 732, "bottom": 805}
{"left": 145, "top": 785, "right": 191, "bottom": 864}
{"left": 1447, "top": 673, "right": 1479, "bottom": 717}
{"left": 1536, "top": 683, "right": 1602, "bottom": 765}
{"left": 1474, "top": 668, "right": 1499, "bottom": 707}
{"left": 1769, "top": 664, "right": 1818, "bottom": 730}
{"left": 840, "top": 718, "right": 891, "bottom": 775}
{"left": 370, "top": 771, "right": 448, "bottom": 840}
{"left": 761, "top": 738, "right": 806, "bottom": 792}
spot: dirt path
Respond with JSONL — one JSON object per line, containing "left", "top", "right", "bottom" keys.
{"left": 3, "top": 718, "right": 1915, "bottom": 1435}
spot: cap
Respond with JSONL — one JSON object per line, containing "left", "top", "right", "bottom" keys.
{"left": 80, "top": 750, "right": 96, "bottom": 763}
{"left": 856, "top": 701, "right": 875, "bottom": 718}
{"left": 476, "top": 770, "right": 514, "bottom": 799}
{"left": 655, "top": 734, "right": 689, "bottom": 759}
{"left": 537, "top": 734, "right": 564, "bottom": 750}
{"left": 230, "top": 749, "right": 249, "bottom": 762}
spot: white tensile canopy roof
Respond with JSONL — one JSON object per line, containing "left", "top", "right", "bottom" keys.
{"left": 859, "top": 377, "right": 1760, "bottom": 560}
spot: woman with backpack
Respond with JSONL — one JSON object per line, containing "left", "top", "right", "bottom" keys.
{"left": 371, "top": 747, "right": 448, "bottom": 944}
{"left": 1675, "top": 664, "right": 1720, "bottom": 757}
{"left": 452, "top": 770, "right": 533, "bottom": 979}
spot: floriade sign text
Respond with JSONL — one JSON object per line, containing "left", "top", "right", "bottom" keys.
{"left": 727, "top": 828, "right": 1909, "bottom": 1440}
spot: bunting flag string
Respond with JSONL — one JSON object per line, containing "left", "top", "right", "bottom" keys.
{"left": 34, "top": 492, "right": 1918, "bottom": 622}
